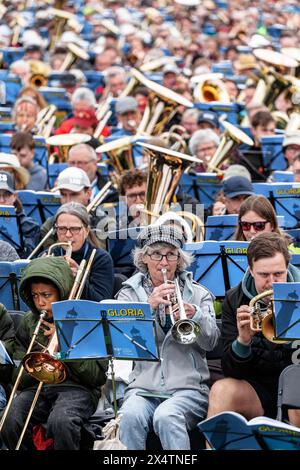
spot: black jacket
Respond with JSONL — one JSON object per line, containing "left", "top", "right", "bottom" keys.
{"left": 51, "top": 240, "right": 114, "bottom": 302}
{"left": 221, "top": 281, "right": 294, "bottom": 390}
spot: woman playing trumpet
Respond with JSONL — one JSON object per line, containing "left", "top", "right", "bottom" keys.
{"left": 117, "top": 224, "right": 220, "bottom": 450}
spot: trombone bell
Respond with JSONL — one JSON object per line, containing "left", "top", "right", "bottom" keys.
{"left": 22, "top": 351, "right": 67, "bottom": 384}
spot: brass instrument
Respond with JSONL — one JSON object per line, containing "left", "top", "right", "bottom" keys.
{"left": 206, "top": 121, "right": 254, "bottom": 172}
{"left": 123, "top": 68, "right": 193, "bottom": 135}
{"left": 138, "top": 142, "right": 200, "bottom": 225}
{"left": 36, "top": 104, "right": 57, "bottom": 138}
{"left": 191, "top": 73, "right": 231, "bottom": 103}
{"left": 161, "top": 268, "right": 200, "bottom": 345}
{"left": 1, "top": 247, "right": 96, "bottom": 449}
{"left": 28, "top": 60, "right": 51, "bottom": 88}
{"left": 46, "top": 133, "right": 91, "bottom": 163}
{"left": 96, "top": 136, "right": 136, "bottom": 177}
{"left": 249, "top": 290, "right": 289, "bottom": 344}
{"left": 252, "top": 49, "right": 298, "bottom": 111}
{"left": 28, "top": 182, "right": 112, "bottom": 260}
{"left": 58, "top": 42, "right": 89, "bottom": 72}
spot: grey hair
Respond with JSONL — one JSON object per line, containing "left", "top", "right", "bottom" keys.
{"left": 104, "top": 66, "right": 127, "bottom": 85}
{"left": 12, "top": 96, "right": 39, "bottom": 120}
{"left": 132, "top": 242, "right": 194, "bottom": 274}
{"left": 10, "top": 59, "right": 30, "bottom": 73}
{"left": 189, "top": 129, "right": 220, "bottom": 155}
{"left": 181, "top": 108, "right": 200, "bottom": 121}
{"left": 68, "top": 143, "right": 97, "bottom": 161}
{"left": 71, "top": 87, "right": 96, "bottom": 107}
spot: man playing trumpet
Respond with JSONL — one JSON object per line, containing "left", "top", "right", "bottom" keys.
{"left": 207, "top": 233, "right": 300, "bottom": 426}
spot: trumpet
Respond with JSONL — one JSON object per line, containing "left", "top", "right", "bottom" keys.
{"left": 249, "top": 290, "right": 289, "bottom": 344}
{"left": 162, "top": 268, "right": 200, "bottom": 345}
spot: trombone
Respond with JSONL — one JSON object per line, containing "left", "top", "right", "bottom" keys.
{"left": 0, "top": 247, "right": 96, "bottom": 449}
{"left": 27, "top": 181, "right": 113, "bottom": 260}
{"left": 161, "top": 268, "right": 200, "bottom": 345}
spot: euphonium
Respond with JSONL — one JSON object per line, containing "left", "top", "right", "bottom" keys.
{"left": 249, "top": 290, "right": 289, "bottom": 344}
{"left": 162, "top": 268, "right": 200, "bottom": 345}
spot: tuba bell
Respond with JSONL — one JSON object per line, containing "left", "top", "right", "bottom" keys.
{"left": 192, "top": 73, "right": 231, "bottom": 103}
{"left": 249, "top": 290, "right": 290, "bottom": 344}
{"left": 206, "top": 121, "right": 254, "bottom": 172}
{"left": 138, "top": 141, "right": 200, "bottom": 225}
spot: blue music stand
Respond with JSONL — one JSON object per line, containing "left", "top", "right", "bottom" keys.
{"left": 179, "top": 173, "right": 222, "bottom": 209}
{"left": 205, "top": 215, "right": 238, "bottom": 241}
{"left": 17, "top": 191, "right": 61, "bottom": 224}
{"left": 185, "top": 241, "right": 225, "bottom": 296}
{"left": 184, "top": 241, "right": 249, "bottom": 297}
{"left": 261, "top": 135, "right": 286, "bottom": 171}
{"left": 273, "top": 283, "right": 300, "bottom": 341}
{"left": 0, "top": 260, "right": 29, "bottom": 310}
{"left": 272, "top": 171, "right": 294, "bottom": 183}
{"left": 47, "top": 163, "right": 68, "bottom": 188}
{"left": 269, "top": 183, "right": 300, "bottom": 228}
{"left": 0, "top": 205, "right": 23, "bottom": 252}
{"left": 52, "top": 299, "right": 159, "bottom": 415}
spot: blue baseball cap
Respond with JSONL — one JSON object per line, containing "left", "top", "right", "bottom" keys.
{"left": 223, "top": 175, "right": 254, "bottom": 198}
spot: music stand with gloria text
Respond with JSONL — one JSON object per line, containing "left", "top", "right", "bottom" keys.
{"left": 52, "top": 299, "right": 160, "bottom": 415}
{"left": 273, "top": 283, "right": 300, "bottom": 342}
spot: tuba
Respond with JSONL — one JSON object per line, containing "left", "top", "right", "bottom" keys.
{"left": 96, "top": 136, "right": 136, "bottom": 180}
{"left": 138, "top": 141, "right": 200, "bottom": 225}
{"left": 206, "top": 121, "right": 254, "bottom": 172}
{"left": 162, "top": 268, "right": 200, "bottom": 345}
{"left": 249, "top": 290, "right": 290, "bottom": 344}
{"left": 46, "top": 133, "right": 91, "bottom": 163}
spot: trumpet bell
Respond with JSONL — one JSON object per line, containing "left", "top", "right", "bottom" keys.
{"left": 171, "top": 319, "right": 200, "bottom": 345}
{"left": 22, "top": 351, "right": 67, "bottom": 384}
{"left": 261, "top": 312, "right": 289, "bottom": 345}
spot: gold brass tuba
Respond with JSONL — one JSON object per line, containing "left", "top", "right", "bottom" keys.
{"left": 138, "top": 141, "right": 200, "bottom": 225}
{"left": 206, "top": 121, "right": 254, "bottom": 172}
{"left": 96, "top": 136, "right": 136, "bottom": 179}
{"left": 249, "top": 290, "right": 290, "bottom": 344}
{"left": 46, "top": 133, "right": 92, "bottom": 163}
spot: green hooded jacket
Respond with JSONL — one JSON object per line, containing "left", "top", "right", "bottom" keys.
{"left": 13, "top": 257, "right": 108, "bottom": 407}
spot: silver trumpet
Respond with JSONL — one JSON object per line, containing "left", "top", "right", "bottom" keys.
{"left": 161, "top": 268, "right": 200, "bottom": 345}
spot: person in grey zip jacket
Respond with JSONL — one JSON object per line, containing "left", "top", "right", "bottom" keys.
{"left": 117, "top": 224, "right": 220, "bottom": 450}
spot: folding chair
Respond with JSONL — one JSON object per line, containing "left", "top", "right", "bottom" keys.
{"left": 47, "top": 163, "right": 68, "bottom": 188}
{"left": 277, "top": 365, "right": 300, "bottom": 422}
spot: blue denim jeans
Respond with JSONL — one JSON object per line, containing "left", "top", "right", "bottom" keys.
{"left": 1, "top": 385, "right": 95, "bottom": 450}
{"left": 0, "top": 384, "right": 6, "bottom": 412}
{"left": 119, "top": 387, "right": 209, "bottom": 450}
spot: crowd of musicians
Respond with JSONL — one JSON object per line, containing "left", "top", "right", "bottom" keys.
{"left": 1, "top": 0, "right": 300, "bottom": 451}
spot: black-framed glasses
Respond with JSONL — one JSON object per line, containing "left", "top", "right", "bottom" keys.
{"left": 55, "top": 225, "right": 84, "bottom": 235}
{"left": 148, "top": 252, "right": 179, "bottom": 262}
{"left": 239, "top": 221, "right": 268, "bottom": 231}
{"left": 126, "top": 191, "right": 146, "bottom": 201}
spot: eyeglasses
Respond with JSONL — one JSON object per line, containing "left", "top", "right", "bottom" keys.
{"left": 55, "top": 225, "right": 84, "bottom": 235}
{"left": 68, "top": 159, "right": 94, "bottom": 166}
{"left": 126, "top": 191, "right": 146, "bottom": 201}
{"left": 239, "top": 221, "right": 268, "bottom": 231}
{"left": 148, "top": 252, "right": 179, "bottom": 262}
